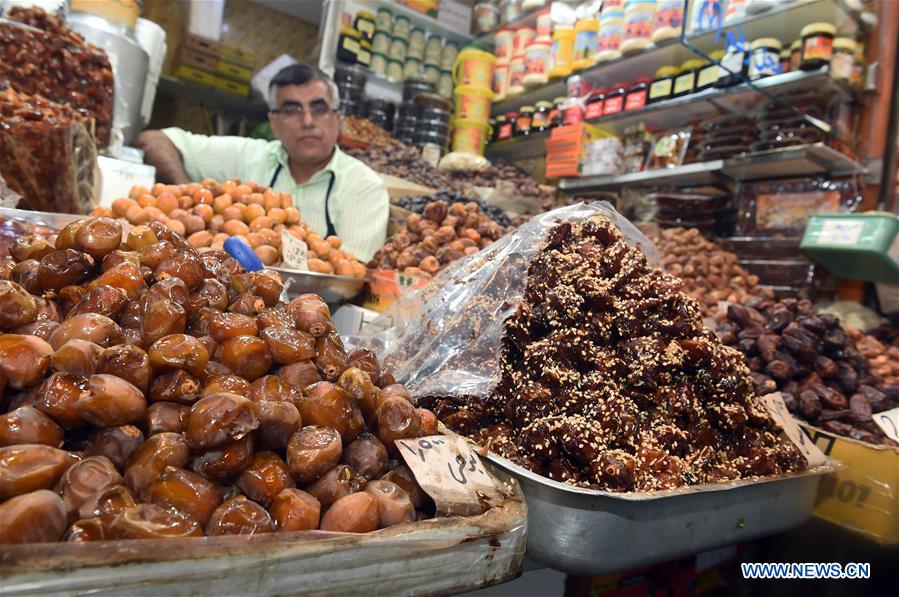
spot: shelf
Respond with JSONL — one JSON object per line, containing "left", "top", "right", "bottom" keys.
{"left": 487, "top": 69, "right": 852, "bottom": 158}
{"left": 473, "top": 6, "right": 544, "bottom": 46}
{"left": 557, "top": 143, "right": 866, "bottom": 191}
{"left": 156, "top": 76, "right": 268, "bottom": 120}
{"left": 374, "top": 0, "right": 473, "bottom": 44}
{"left": 486, "top": 130, "right": 550, "bottom": 161}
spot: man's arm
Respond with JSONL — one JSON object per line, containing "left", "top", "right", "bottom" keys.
{"left": 135, "top": 130, "right": 191, "bottom": 184}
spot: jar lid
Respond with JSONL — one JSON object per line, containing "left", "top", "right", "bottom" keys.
{"left": 377, "top": 6, "right": 392, "bottom": 13}
{"left": 681, "top": 59, "right": 706, "bottom": 70}
{"left": 535, "top": 100, "right": 553, "bottom": 109}
{"left": 505, "top": 111, "right": 518, "bottom": 117}
{"left": 654, "top": 65, "right": 680, "bottom": 77}
{"left": 411, "top": 26, "right": 424, "bottom": 33}
{"left": 833, "top": 37, "right": 857, "bottom": 51}
{"left": 496, "top": 115, "right": 506, "bottom": 122}
{"left": 395, "top": 15, "right": 411, "bottom": 22}
{"left": 750, "top": 37, "right": 782, "bottom": 51}
{"left": 790, "top": 39, "right": 802, "bottom": 50}
{"left": 391, "top": 36, "right": 408, "bottom": 45}
{"left": 387, "top": 59, "right": 403, "bottom": 65}
{"left": 800, "top": 22, "right": 837, "bottom": 37}
{"left": 405, "top": 57, "right": 421, "bottom": 64}
{"left": 520, "top": 105, "right": 535, "bottom": 113}
{"left": 780, "top": 48, "right": 791, "bottom": 58}
{"left": 445, "top": 40, "right": 459, "bottom": 49}
{"left": 340, "top": 28, "right": 362, "bottom": 38}
{"left": 357, "top": 10, "right": 375, "bottom": 19}
{"left": 553, "top": 96, "right": 567, "bottom": 103}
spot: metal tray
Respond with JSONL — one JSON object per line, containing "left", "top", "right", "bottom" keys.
{"left": 272, "top": 266, "right": 365, "bottom": 304}
{"left": 486, "top": 453, "right": 833, "bottom": 576}
{"left": 0, "top": 480, "right": 526, "bottom": 596}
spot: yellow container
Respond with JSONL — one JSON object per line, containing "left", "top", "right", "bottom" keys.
{"left": 571, "top": 16, "right": 599, "bottom": 71}
{"left": 549, "top": 26, "right": 576, "bottom": 79}
{"left": 453, "top": 85, "right": 494, "bottom": 124}
{"left": 452, "top": 47, "right": 496, "bottom": 90}
{"left": 451, "top": 119, "right": 491, "bottom": 155}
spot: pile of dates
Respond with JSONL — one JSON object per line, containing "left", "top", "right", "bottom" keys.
{"left": 396, "top": 191, "right": 512, "bottom": 228}
{"left": 421, "top": 216, "right": 808, "bottom": 492}
{"left": 346, "top": 143, "right": 455, "bottom": 191}
{"left": 0, "top": 217, "right": 440, "bottom": 544}
{"left": 369, "top": 200, "right": 506, "bottom": 279}
{"left": 718, "top": 300, "right": 899, "bottom": 446}
{"left": 646, "top": 226, "right": 775, "bottom": 318}
{"left": 850, "top": 326, "right": 899, "bottom": 386}
{"left": 342, "top": 116, "right": 394, "bottom": 148}
{"left": 1, "top": 6, "right": 113, "bottom": 145}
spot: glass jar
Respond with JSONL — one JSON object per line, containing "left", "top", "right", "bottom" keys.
{"left": 498, "top": 112, "right": 516, "bottom": 140}
{"left": 695, "top": 50, "right": 723, "bottom": 90}
{"left": 748, "top": 38, "right": 782, "bottom": 79}
{"left": 403, "top": 58, "right": 421, "bottom": 80}
{"left": 621, "top": 0, "right": 655, "bottom": 55}
{"left": 789, "top": 39, "right": 802, "bottom": 72}
{"left": 603, "top": 82, "right": 627, "bottom": 115}
{"left": 372, "top": 31, "right": 390, "bottom": 55}
{"left": 386, "top": 59, "right": 403, "bottom": 83}
{"left": 584, "top": 89, "right": 606, "bottom": 120}
{"left": 409, "top": 27, "right": 426, "bottom": 60}
{"left": 424, "top": 35, "right": 443, "bottom": 66}
{"left": 357, "top": 40, "right": 372, "bottom": 68}
{"left": 516, "top": 106, "right": 534, "bottom": 136}
{"left": 437, "top": 69, "right": 454, "bottom": 98}
{"left": 800, "top": 22, "right": 836, "bottom": 70}
{"left": 492, "top": 115, "right": 506, "bottom": 142}
{"left": 779, "top": 48, "right": 791, "bottom": 74}
{"left": 441, "top": 41, "right": 459, "bottom": 71}
{"left": 831, "top": 37, "right": 856, "bottom": 80}
{"left": 533, "top": 100, "right": 552, "bottom": 131}
{"left": 549, "top": 96, "right": 566, "bottom": 127}
{"left": 355, "top": 11, "right": 376, "bottom": 42}
{"left": 473, "top": 0, "right": 500, "bottom": 35}
{"left": 508, "top": 53, "right": 527, "bottom": 96}
{"left": 716, "top": 39, "right": 749, "bottom": 87}
{"left": 649, "top": 65, "right": 679, "bottom": 103}
{"left": 393, "top": 15, "right": 411, "bottom": 40}
{"left": 375, "top": 7, "right": 393, "bottom": 34}
{"left": 337, "top": 28, "right": 362, "bottom": 65}
{"left": 423, "top": 63, "right": 440, "bottom": 84}
{"left": 625, "top": 77, "right": 651, "bottom": 110}
{"left": 388, "top": 37, "right": 408, "bottom": 62}
{"left": 370, "top": 52, "right": 388, "bottom": 76}
{"left": 562, "top": 97, "right": 584, "bottom": 124}
{"left": 673, "top": 59, "right": 704, "bottom": 96}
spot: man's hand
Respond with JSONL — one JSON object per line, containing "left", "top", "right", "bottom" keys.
{"left": 136, "top": 130, "right": 191, "bottom": 185}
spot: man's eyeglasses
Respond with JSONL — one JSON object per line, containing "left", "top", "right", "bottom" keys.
{"left": 270, "top": 104, "right": 336, "bottom": 120}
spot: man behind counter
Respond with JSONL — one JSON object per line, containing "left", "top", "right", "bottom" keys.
{"left": 136, "top": 64, "right": 388, "bottom": 262}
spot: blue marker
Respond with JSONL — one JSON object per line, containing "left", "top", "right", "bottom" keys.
{"left": 224, "top": 236, "right": 264, "bottom": 271}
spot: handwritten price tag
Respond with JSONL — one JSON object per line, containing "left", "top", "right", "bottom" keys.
{"left": 872, "top": 407, "right": 899, "bottom": 443}
{"left": 762, "top": 393, "right": 826, "bottom": 467}
{"left": 280, "top": 230, "right": 309, "bottom": 270}
{"left": 395, "top": 435, "right": 504, "bottom": 517}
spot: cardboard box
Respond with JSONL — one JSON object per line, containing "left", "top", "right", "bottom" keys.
{"left": 175, "top": 46, "right": 219, "bottom": 74}
{"left": 332, "top": 304, "right": 386, "bottom": 337}
{"left": 803, "top": 423, "right": 899, "bottom": 544}
{"left": 182, "top": 33, "right": 221, "bottom": 60}
{"left": 220, "top": 46, "right": 256, "bottom": 69}
{"left": 213, "top": 77, "right": 249, "bottom": 97}
{"left": 380, "top": 173, "right": 437, "bottom": 200}
{"left": 173, "top": 65, "right": 217, "bottom": 87}
{"left": 363, "top": 269, "right": 430, "bottom": 312}
{"left": 216, "top": 61, "right": 253, "bottom": 83}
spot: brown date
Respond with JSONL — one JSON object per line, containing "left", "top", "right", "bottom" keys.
{"left": 0, "top": 406, "right": 64, "bottom": 448}
{"left": 418, "top": 408, "right": 438, "bottom": 435}
{"left": 231, "top": 271, "right": 284, "bottom": 307}
{"left": 201, "top": 373, "right": 249, "bottom": 397}
{"left": 124, "top": 432, "right": 190, "bottom": 497}
{"left": 54, "top": 221, "right": 84, "bottom": 250}
{"left": 149, "top": 369, "right": 202, "bottom": 404}
{"left": 31, "top": 373, "right": 88, "bottom": 429}
{"left": 300, "top": 382, "right": 364, "bottom": 443}
{"left": 147, "top": 333, "right": 209, "bottom": 376}
{"left": 0, "top": 444, "right": 80, "bottom": 499}
{"left": 190, "top": 435, "right": 255, "bottom": 482}
{"left": 364, "top": 480, "right": 414, "bottom": 528}
{"left": 143, "top": 276, "right": 190, "bottom": 307}
{"left": 87, "top": 262, "right": 146, "bottom": 299}
{"left": 67, "top": 285, "right": 129, "bottom": 320}
{"left": 145, "top": 466, "right": 224, "bottom": 526}
{"left": 99, "top": 344, "right": 152, "bottom": 393}
{"left": 246, "top": 374, "right": 300, "bottom": 404}
{"left": 338, "top": 367, "right": 380, "bottom": 423}
{"left": 269, "top": 488, "right": 321, "bottom": 532}
{"left": 85, "top": 425, "right": 144, "bottom": 470}
{"left": 186, "top": 279, "right": 229, "bottom": 314}
{"left": 49, "top": 313, "right": 124, "bottom": 350}
{"left": 209, "top": 311, "right": 259, "bottom": 343}
{"left": 260, "top": 326, "right": 316, "bottom": 364}
{"left": 277, "top": 360, "right": 322, "bottom": 389}
{"left": 286, "top": 425, "right": 342, "bottom": 484}
{"left": 13, "top": 319, "right": 59, "bottom": 342}
{"left": 65, "top": 517, "right": 108, "bottom": 542}
{"left": 382, "top": 465, "right": 431, "bottom": 510}
{"left": 140, "top": 298, "right": 186, "bottom": 346}
{"left": 347, "top": 349, "right": 388, "bottom": 388}
{"left": 375, "top": 397, "right": 423, "bottom": 455}
{"left": 314, "top": 332, "right": 349, "bottom": 381}
{"left": 56, "top": 456, "right": 122, "bottom": 522}
{"left": 255, "top": 400, "right": 301, "bottom": 451}
{"left": 0, "top": 280, "right": 37, "bottom": 330}
{"left": 0, "top": 490, "right": 67, "bottom": 544}
{"left": 185, "top": 393, "right": 258, "bottom": 450}
{"left": 146, "top": 402, "right": 190, "bottom": 435}
{"left": 306, "top": 464, "right": 365, "bottom": 511}
{"left": 109, "top": 504, "right": 202, "bottom": 539}
{"left": 11, "top": 259, "right": 41, "bottom": 294}
{"left": 76, "top": 374, "right": 147, "bottom": 427}
{"left": 77, "top": 484, "right": 137, "bottom": 520}
{"left": 51, "top": 339, "right": 105, "bottom": 377}
{"left": 319, "top": 492, "right": 380, "bottom": 533}
{"left": 10, "top": 234, "right": 55, "bottom": 263}
{"left": 206, "top": 496, "right": 275, "bottom": 535}
{"left": 74, "top": 217, "right": 122, "bottom": 259}
{"left": 236, "top": 451, "right": 295, "bottom": 507}
{"left": 217, "top": 335, "right": 273, "bottom": 381}
{"left": 287, "top": 294, "right": 332, "bottom": 338}
{"left": 0, "top": 333, "right": 53, "bottom": 389}
{"left": 37, "top": 249, "right": 94, "bottom": 291}
{"left": 341, "top": 433, "right": 388, "bottom": 480}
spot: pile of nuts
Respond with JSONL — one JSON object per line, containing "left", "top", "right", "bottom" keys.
{"left": 368, "top": 200, "right": 506, "bottom": 279}
{"left": 342, "top": 116, "right": 394, "bottom": 147}
{"left": 421, "top": 216, "right": 807, "bottom": 492}
{"left": 91, "top": 180, "right": 366, "bottom": 278}
{"left": 848, "top": 327, "right": 899, "bottom": 386}
{"left": 646, "top": 226, "right": 775, "bottom": 317}
{"left": 0, "top": 217, "right": 441, "bottom": 544}
{"left": 0, "top": 88, "right": 97, "bottom": 214}
{"left": 718, "top": 300, "right": 898, "bottom": 446}
{"left": 1, "top": 7, "right": 113, "bottom": 145}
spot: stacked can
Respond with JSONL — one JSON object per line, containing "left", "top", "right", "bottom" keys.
{"left": 451, "top": 45, "right": 496, "bottom": 155}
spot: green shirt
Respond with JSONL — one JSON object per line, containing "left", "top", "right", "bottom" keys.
{"left": 162, "top": 128, "right": 388, "bottom": 262}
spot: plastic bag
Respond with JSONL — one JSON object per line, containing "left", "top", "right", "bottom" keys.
{"left": 0, "top": 172, "right": 21, "bottom": 209}
{"left": 350, "top": 201, "right": 659, "bottom": 398}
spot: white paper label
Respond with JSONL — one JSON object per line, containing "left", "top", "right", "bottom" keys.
{"left": 280, "top": 230, "right": 308, "bottom": 270}
{"left": 817, "top": 219, "right": 864, "bottom": 245}
{"left": 762, "top": 393, "right": 827, "bottom": 467}
{"left": 872, "top": 407, "right": 899, "bottom": 443}
{"left": 396, "top": 435, "right": 505, "bottom": 517}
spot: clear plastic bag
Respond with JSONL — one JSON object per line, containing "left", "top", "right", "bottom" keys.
{"left": 350, "top": 201, "right": 659, "bottom": 398}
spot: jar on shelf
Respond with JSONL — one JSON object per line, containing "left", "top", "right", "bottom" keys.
{"left": 441, "top": 41, "right": 459, "bottom": 71}
{"left": 562, "top": 97, "right": 584, "bottom": 124}
{"left": 473, "top": 0, "right": 500, "bottom": 35}
{"left": 851, "top": 42, "right": 865, "bottom": 88}
{"left": 393, "top": 15, "right": 411, "bottom": 40}
{"left": 424, "top": 63, "right": 441, "bottom": 84}
{"left": 800, "top": 22, "right": 836, "bottom": 70}
{"left": 515, "top": 106, "right": 534, "bottom": 136}
{"left": 566, "top": 74, "right": 593, "bottom": 98}
{"left": 522, "top": 0, "right": 547, "bottom": 10}
{"left": 370, "top": 52, "right": 388, "bottom": 76}
{"left": 523, "top": 39, "right": 552, "bottom": 88}
{"left": 337, "top": 28, "right": 362, "bottom": 64}
{"left": 493, "top": 63, "right": 509, "bottom": 100}
{"left": 492, "top": 114, "right": 506, "bottom": 142}
{"left": 424, "top": 35, "right": 444, "bottom": 66}
{"left": 495, "top": 28, "right": 515, "bottom": 64}
{"left": 498, "top": 111, "right": 516, "bottom": 140}
{"left": 409, "top": 28, "right": 426, "bottom": 60}
{"left": 388, "top": 37, "right": 408, "bottom": 62}
{"left": 723, "top": 0, "right": 750, "bottom": 24}
{"left": 779, "top": 48, "right": 791, "bottom": 74}
{"left": 549, "top": 26, "right": 576, "bottom": 79}
{"left": 603, "top": 82, "right": 627, "bottom": 115}
{"left": 514, "top": 27, "right": 537, "bottom": 56}
{"left": 625, "top": 77, "right": 651, "bottom": 110}
{"left": 357, "top": 40, "right": 372, "bottom": 68}
{"left": 696, "top": 50, "right": 723, "bottom": 90}
{"left": 535, "top": 8, "right": 553, "bottom": 40}
{"left": 748, "top": 37, "right": 782, "bottom": 79}
{"left": 688, "top": 0, "right": 720, "bottom": 34}
{"left": 716, "top": 38, "right": 749, "bottom": 87}
{"left": 533, "top": 100, "right": 552, "bottom": 131}
{"left": 386, "top": 59, "right": 403, "bottom": 83}
{"left": 584, "top": 88, "right": 606, "bottom": 120}
{"left": 437, "top": 69, "right": 454, "bottom": 97}
{"left": 404, "top": 58, "right": 422, "bottom": 80}
{"left": 789, "top": 39, "right": 802, "bottom": 71}
{"left": 549, "top": 96, "right": 566, "bottom": 127}
{"left": 673, "top": 59, "right": 703, "bottom": 96}
{"left": 652, "top": 0, "right": 684, "bottom": 44}
{"left": 507, "top": 53, "right": 526, "bottom": 95}
{"left": 355, "top": 11, "right": 376, "bottom": 42}
{"left": 648, "top": 65, "right": 679, "bottom": 103}
{"left": 372, "top": 31, "right": 390, "bottom": 55}
{"left": 375, "top": 7, "right": 393, "bottom": 34}
{"left": 502, "top": 0, "right": 523, "bottom": 24}
{"left": 572, "top": 14, "right": 599, "bottom": 71}
{"left": 831, "top": 37, "right": 856, "bottom": 81}
{"left": 597, "top": 10, "right": 624, "bottom": 62}
{"left": 621, "top": 0, "right": 655, "bottom": 55}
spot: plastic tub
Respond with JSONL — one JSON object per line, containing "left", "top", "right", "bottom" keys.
{"left": 621, "top": 0, "right": 655, "bottom": 55}
{"left": 453, "top": 47, "right": 496, "bottom": 90}
{"left": 801, "top": 214, "right": 899, "bottom": 283}
{"left": 495, "top": 28, "right": 514, "bottom": 63}
{"left": 454, "top": 84, "right": 494, "bottom": 123}
{"left": 522, "top": 39, "right": 551, "bottom": 88}
{"left": 548, "top": 25, "right": 576, "bottom": 79}
{"left": 597, "top": 11, "right": 624, "bottom": 62}
{"left": 451, "top": 119, "right": 491, "bottom": 155}
{"left": 493, "top": 63, "right": 509, "bottom": 100}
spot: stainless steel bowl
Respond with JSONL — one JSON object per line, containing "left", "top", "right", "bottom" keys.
{"left": 272, "top": 266, "right": 365, "bottom": 304}
{"left": 486, "top": 453, "right": 833, "bottom": 576}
